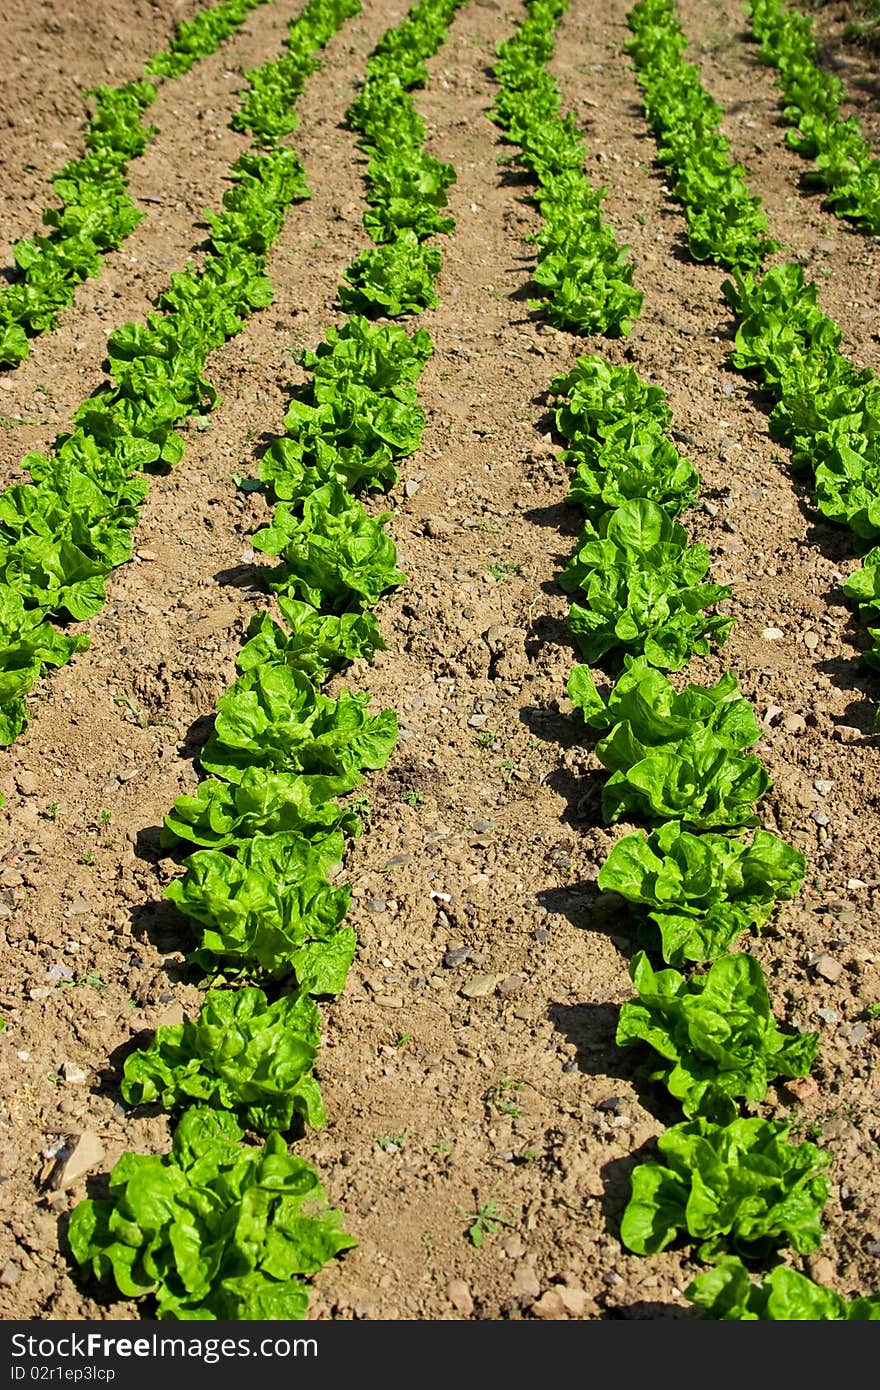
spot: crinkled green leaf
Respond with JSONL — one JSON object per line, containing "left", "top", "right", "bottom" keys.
{"left": 598, "top": 821, "right": 805, "bottom": 962}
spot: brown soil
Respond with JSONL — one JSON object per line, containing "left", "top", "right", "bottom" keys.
{"left": 1, "top": 0, "right": 879, "bottom": 1322}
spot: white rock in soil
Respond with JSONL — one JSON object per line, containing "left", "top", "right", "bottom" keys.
{"left": 51, "top": 1131, "right": 105, "bottom": 1190}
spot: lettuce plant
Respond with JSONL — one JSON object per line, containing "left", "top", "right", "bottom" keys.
{"left": 561, "top": 499, "right": 732, "bottom": 670}
{"left": 598, "top": 822, "right": 805, "bottom": 962}
{"left": 68, "top": 1107, "right": 355, "bottom": 1319}
{"left": 236, "top": 601, "right": 385, "bottom": 683}
{"left": 252, "top": 483, "right": 406, "bottom": 610}
{"left": 199, "top": 663, "right": 397, "bottom": 785}
{"left": 687, "top": 1255, "right": 880, "bottom": 1320}
{"left": 165, "top": 830, "right": 354, "bottom": 987}
{"left": 617, "top": 950, "right": 818, "bottom": 1110}
{"left": 162, "top": 766, "right": 363, "bottom": 851}
{"left": 122, "top": 987, "right": 325, "bottom": 1131}
{"left": 338, "top": 232, "right": 442, "bottom": 316}
{"left": 621, "top": 1114, "right": 830, "bottom": 1259}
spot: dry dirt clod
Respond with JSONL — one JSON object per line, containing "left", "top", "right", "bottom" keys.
{"left": 447, "top": 1279, "right": 474, "bottom": 1316}
{"left": 513, "top": 1265, "right": 541, "bottom": 1301}
{"left": 784, "top": 1077, "right": 820, "bottom": 1103}
{"left": 531, "top": 1288, "right": 568, "bottom": 1319}
{"left": 151, "top": 1001, "right": 185, "bottom": 1030}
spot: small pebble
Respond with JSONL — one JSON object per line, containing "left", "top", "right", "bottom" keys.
{"left": 460, "top": 973, "right": 499, "bottom": 999}
{"left": 373, "top": 993, "right": 405, "bottom": 1009}
{"left": 498, "top": 974, "right": 525, "bottom": 995}
{"left": 762, "top": 626, "right": 785, "bottom": 640}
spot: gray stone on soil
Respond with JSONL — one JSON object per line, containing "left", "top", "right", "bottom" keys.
{"left": 596, "top": 1095, "right": 624, "bottom": 1113}
{"left": 815, "top": 1008, "right": 839, "bottom": 1024}
{"left": 498, "top": 975, "right": 525, "bottom": 995}
{"left": 443, "top": 946, "right": 472, "bottom": 969}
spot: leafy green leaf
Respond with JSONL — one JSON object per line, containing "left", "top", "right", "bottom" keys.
{"left": 687, "top": 1255, "right": 880, "bottom": 1320}
{"left": 199, "top": 663, "right": 397, "bottom": 785}
{"left": 165, "top": 830, "right": 354, "bottom": 985}
{"left": 598, "top": 822, "right": 805, "bottom": 962}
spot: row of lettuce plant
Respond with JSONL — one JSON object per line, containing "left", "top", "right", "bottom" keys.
{"left": 0, "top": 0, "right": 277, "bottom": 368}
{"left": 617, "top": 0, "right": 879, "bottom": 1315}
{"left": 746, "top": 0, "right": 880, "bottom": 236}
{"left": 0, "top": 0, "right": 361, "bottom": 773}
{"left": 552, "top": 362, "right": 876, "bottom": 1318}
{"left": 337, "top": 0, "right": 465, "bottom": 316}
{"left": 627, "top": 0, "right": 880, "bottom": 720}
{"left": 489, "top": 0, "right": 642, "bottom": 336}
{"left": 491, "top": 0, "right": 877, "bottom": 1319}
{"left": 66, "top": 0, "right": 464, "bottom": 1320}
